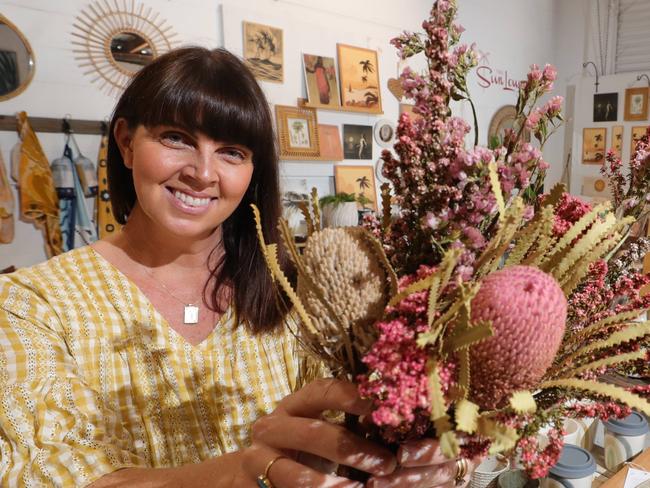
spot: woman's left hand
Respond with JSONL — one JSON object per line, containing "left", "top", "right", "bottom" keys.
{"left": 365, "top": 438, "right": 481, "bottom": 488}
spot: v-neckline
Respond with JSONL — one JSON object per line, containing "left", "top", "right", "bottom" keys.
{"left": 88, "top": 245, "right": 230, "bottom": 350}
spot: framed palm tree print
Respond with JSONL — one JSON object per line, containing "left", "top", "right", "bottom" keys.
{"left": 334, "top": 165, "right": 377, "bottom": 211}
{"left": 337, "top": 44, "right": 382, "bottom": 114}
{"left": 275, "top": 105, "right": 320, "bottom": 160}
{"left": 243, "top": 21, "right": 283, "bottom": 83}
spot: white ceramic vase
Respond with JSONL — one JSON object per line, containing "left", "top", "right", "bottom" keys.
{"left": 322, "top": 202, "right": 359, "bottom": 227}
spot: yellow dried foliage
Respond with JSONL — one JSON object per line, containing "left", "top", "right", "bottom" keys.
{"left": 559, "top": 233, "right": 620, "bottom": 296}
{"left": 539, "top": 379, "right": 650, "bottom": 416}
{"left": 446, "top": 321, "right": 494, "bottom": 352}
{"left": 509, "top": 391, "right": 537, "bottom": 414}
{"left": 566, "top": 309, "right": 648, "bottom": 348}
{"left": 455, "top": 399, "right": 479, "bottom": 433}
{"left": 477, "top": 416, "right": 519, "bottom": 454}
{"left": 488, "top": 162, "right": 506, "bottom": 221}
{"left": 380, "top": 182, "right": 392, "bottom": 233}
{"left": 297, "top": 201, "right": 315, "bottom": 236}
{"left": 560, "top": 350, "right": 647, "bottom": 379}
{"left": 558, "top": 322, "right": 650, "bottom": 370}
{"left": 310, "top": 187, "right": 321, "bottom": 230}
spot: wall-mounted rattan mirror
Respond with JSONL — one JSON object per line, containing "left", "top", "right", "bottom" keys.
{"left": 0, "top": 14, "right": 35, "bottom": 101}
{"left": 72, "top": 1, "right": 177, "bottom": 95}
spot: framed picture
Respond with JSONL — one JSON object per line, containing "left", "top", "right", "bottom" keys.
{"left": 581, "top": 175, "right": 611, "bottom": 203}
{"left": 334, "top": 165, "right": 377, "bottom": 211}
{"left": 243, "top": 21, "right": 283, "bottom": 83}
{"left": 611, "top": 125, "right": 624, "bottom": 157}
{"left": 593, "top": 93, "right": 618, "bottom": 122}
{"left": 303, "top": 54, "right": 341, "bottom": 109}
{"left": 582, "top": 128, "right": 606, "bottom": 164}
{"left": 342, "top": 124, "right": 373, "bottom": 159}
{"left": 624, "top": 87, "right": 648, "bottom": 121}
{"left": 373, "top": 119, "right": 396, "bottom": 148}
{"left": 631, "top": 126, "right": 649, "bottom": 156}
{"left": 275, "top": 105, "right": 320, "bottom": 159}
{"left": 318, "top": 124, "right": 343, "bottom": 161}
{"left": 337, "top": 44, "right": 382, "bottom": 113}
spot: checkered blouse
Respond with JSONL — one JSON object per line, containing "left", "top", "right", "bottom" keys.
{"left": 0, "top": 246, "right": 302, "bottom": 487}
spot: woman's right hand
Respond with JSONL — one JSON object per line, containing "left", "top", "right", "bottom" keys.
{"left": 240, "top": 378, "right": 398, "bottom": 487}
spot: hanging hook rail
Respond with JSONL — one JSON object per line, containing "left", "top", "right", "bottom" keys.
{"left": 0, "top": 115, "right": 106, "bottom": 135}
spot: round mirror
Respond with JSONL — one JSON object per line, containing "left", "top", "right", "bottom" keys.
{"left": 109, "top": 31, "right": 155, "bottom": 74}
{"left": 0, "top": 14, "right": 35, "bottom": 101}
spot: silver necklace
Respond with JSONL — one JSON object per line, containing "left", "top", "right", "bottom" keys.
{"left": 139, "top": 265, "right": 201, "bottom": 325}
{"left": 122, "top": 236, "right": 202, "bottom": 325}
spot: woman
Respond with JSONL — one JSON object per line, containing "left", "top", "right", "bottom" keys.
{"left": 0, "top": 47, "right": 475, "bottom": 487}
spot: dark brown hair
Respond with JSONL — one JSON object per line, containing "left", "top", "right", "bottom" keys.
{"left": 107, "top": 47, "right": 291, "bottom": 333}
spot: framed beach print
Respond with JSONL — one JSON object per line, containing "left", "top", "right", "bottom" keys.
{"left": 343, "top": 124, "right": 373, "bottom": 159}
{"left": 611, "top": 125, "right": 623, "bottom": 157}
{"left": 581, "top": 175, "right": 612, "bottom": 203}
{"left": 243, "top": 21, "right": 283, "bottom": 83}
{"left": 337, "top": 44, "right": 382, "bottom": 114}
{"left": 624, "top": 87, "right": 648, "bottom": 121}
{"left": 318, "top": 124, "right": 343, "bottom": 161}
{"left": 303, "top": 54, "right": 341, "bottom": 109}
{"left": 275, "top": 105, "right": 320, "bottom": 159}
{"left": 334, "top": 165, "right": 377, "bottom": 211}
{"left": 631, "top": 126, "right": 649, "bottom": 156}
{"left": 593, "top": 93, "right": 618, "bottom": 122}
{"left": 582, "top": 127, "right": 606, "bottom": 164}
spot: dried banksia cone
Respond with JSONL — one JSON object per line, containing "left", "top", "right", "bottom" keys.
{"left": 299, "top": 228, "right": 389, "bottom": 355}
{"left": 469, "top": 265, "right": 567, "bottom": 409}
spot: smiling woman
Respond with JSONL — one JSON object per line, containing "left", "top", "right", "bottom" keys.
{"left": 0, "top": 47, "right": 459, "bottom": 488}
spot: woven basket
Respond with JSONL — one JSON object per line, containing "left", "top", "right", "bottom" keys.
{"left": 470, "top": 455, "right": 510, "bottom": 488}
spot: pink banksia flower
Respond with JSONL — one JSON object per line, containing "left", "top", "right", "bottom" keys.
{"left": 469, "top": 266, "right": 567, "bottom": 409}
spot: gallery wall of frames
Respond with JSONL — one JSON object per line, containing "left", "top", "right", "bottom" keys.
{"left": 0, "top": 0, "right": 561, "bottom": 268}
{"left": 570, "top": 73, "right": 650, "bottom": 203}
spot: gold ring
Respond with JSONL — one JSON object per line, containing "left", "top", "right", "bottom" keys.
{"left": 256, "top": 455, "right": 287, "bottom": 488}
{"left": 454, "top": 457, "right": 468, "bottom": 485}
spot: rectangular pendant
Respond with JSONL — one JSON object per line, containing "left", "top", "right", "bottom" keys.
{"left": 184, "top": 305, "right": 199, "bottom": 325}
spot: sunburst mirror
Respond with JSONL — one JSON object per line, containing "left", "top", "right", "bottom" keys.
{"left": 72, "top": 1, "right": 177, "bottom": 94}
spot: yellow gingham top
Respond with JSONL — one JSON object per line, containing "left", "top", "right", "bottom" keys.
{"left": 0, "top": 246, "right": 301, "bottom": 487}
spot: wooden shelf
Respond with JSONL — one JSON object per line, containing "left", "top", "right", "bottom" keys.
{"left": 297, "top": 98, "right": 383, "bottom": 115}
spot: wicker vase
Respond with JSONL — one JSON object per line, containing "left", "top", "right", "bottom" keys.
{"left": 470, "top": 455, "right": 510, "bottom": 488}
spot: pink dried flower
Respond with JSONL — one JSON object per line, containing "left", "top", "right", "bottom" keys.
{"left": 469, "top": 266, "right": 567, "bottom": 409}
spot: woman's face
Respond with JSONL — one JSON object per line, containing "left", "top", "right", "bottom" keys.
{"left": 116, "top": 121, "right": 254, "bottom": 240}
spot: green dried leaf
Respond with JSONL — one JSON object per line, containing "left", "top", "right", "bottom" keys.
{"left": 477, "top": 416, "right": 519, "bottom": 454}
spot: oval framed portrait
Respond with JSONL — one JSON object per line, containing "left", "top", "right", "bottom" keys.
{"left": 373, "top": 119, "right": 396, "bottom": 148}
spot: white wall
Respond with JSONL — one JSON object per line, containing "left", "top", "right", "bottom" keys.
{"left": 0, "top": 0, "right": 562, "bottom": 269}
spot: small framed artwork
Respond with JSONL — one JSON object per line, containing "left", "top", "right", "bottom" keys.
{"left": 275, "top": 105, "right": 320, "bottom": 160}
{"left": 342, "top": 124, "right": 373, "bottom": 159}
{"left": 593, "top": 93, "right": 618, "bottom": 122}
{"left": 624, "top": 87, "right": 649, "bottom": 121}
{"left": 582, "top": 127, "right": 607, "bottom": 164}
{"left": 281, "top": 176, "right": 335, "bottom": 235}
{"left": 631, "top": 126, "right": 649, "bottom": 156}
{"left": 303, "top": 54, "right": 341, "bottom": 109}
{"left": 243, "top": 21, "right": 283, "bottom": 83}
{"left": 337, "top": 44, "right": 382, "bottom": 113}
{"left": 373, "top": 119, "right": 396, "bottom": 148}
{"left": 318, "top": 124, "right": 343, "bottom": 161}
{"left": 581, "top": 175, "right": 612, "bottom": 203}
{"left": 334, "top": 165, "right": 377, "bottom": 211}
{"left": 611, "top": 125, "right": 624, "bottom": 157}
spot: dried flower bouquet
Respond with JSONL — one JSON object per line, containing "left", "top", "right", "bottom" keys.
{"left": 253, "top": 0, "right": 650, "bottom": 478}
